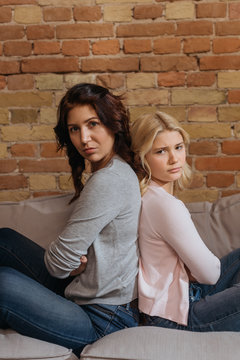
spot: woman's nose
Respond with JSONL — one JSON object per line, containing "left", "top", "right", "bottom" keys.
{"left": 80, "top": 128, "right": 91, "bottom": 143}
{"left": 169, "top": 151, "right": 177, "bottom": 164}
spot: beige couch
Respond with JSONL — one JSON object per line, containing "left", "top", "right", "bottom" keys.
{"left": 0, "top": 193, "right": 240, "bottom": 360}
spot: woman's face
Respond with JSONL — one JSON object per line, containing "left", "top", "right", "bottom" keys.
{"left": 145, "top": 130, "right": 186, "bottom": 193}
{"left": 67, "top": 104, "right": 115, "bottom": 172}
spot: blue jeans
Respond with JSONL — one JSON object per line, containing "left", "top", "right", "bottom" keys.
{"left": 143, "top": 248, "right": 240, "bottom": 331}
{"left": 0, "top": 228, "right": 139, "bottom": 356}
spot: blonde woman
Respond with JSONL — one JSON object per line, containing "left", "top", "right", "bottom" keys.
{"left": 131, "top": 111, "right": 240, "bottom": 331}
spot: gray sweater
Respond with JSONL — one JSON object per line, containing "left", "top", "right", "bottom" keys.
{"left": 44, "top": 156, "right": 141, "bottom": 305}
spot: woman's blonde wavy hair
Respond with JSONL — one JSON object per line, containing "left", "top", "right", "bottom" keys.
{"left": 130, "top": 111, "right": 192, "bottom": 195}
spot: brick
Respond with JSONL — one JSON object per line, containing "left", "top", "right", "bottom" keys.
{"left": 124, "top": 39, "right": 151, "bottom": 54}
{"left": 0, "top": 60, "right": 20, "bottom": 74}
{"left": 92, "top": 40, "right": 120, "bottom": 55}
{"left": 0, "top": 175, "right": 28, "bottom": 190}
{"left": 158, "top": 72, "right": 185, "bottom": 87}
{"left": 34, "top": 41, "right": 61, "bottom": 55}
{"left": 141, "top": 56, "right": 197, "bottom": 72}
{"left": 183, "top": 38, "right": 210, "bottom": 54}
{"left": 26, "top": 25, "right": 54, "bottom": 40}
{"left": 222, "top": 141, "right": 240, "bottom": 155}
{"left": 197, "top": 3, "right": 226, "bottom": 18}
{"left": 154, "top": 38, "right": 181, "bottom": 54}
{"left": 0, "top": 25, "right": 24, "bottom": 40}
{"left": 0, "top": 75, "right": 6, "bottom": 89}
{"left": 206, "top": 173, "right": 234, "bottom": 188}
{"left": 0, "top": 159, "right": 17, "bottom": 173}
{"left": 237, "top": 174, "right": 240, "bottom": 188}
{"left": 216, "top": 21, "right": 240, "bottom": 36}
{"left": 22, "top": 58, "right": 79, "bottom": 73}
{"left": 19, "top": 159, "right": 70, "bottom": 173}
{"left": 222, "top": 190, "right": 240, "bottom": 197}
{"left": 134, "top": 5, "right": 163, "bottom": 19}
{"left": 187, "top": 72, "right": 215, "bottom": 87}
{"left": 0, "top": 190, "right": 30, "bottom": 202}
{"left": 0, "top": 144, "right": 7, "bottom": 158}
{"left": 129, "top": 106, "right": 186, "bottom": 123}
{"left": 218, "top": 107, "right": 240, "bottom": 122}
{"left": 117, "top": 23, "right": 175, "bottom": 37}
{"left": 2, "top": 125, "right": 55, "bottom": 141}
{"left": 188, "top": 107, "right": 217, "bottom": 122}
{"left": 56, "top": 24, "right": 113, "bottom": 39}
{"left": 97, "top": 0, "right": 152, "bottom": 2}
{"left": 11, "top": 109, "right": 38, "bottom": 123}
{"left": 81, "top": 57, "right": 139, "bottom": 72}
{"left": 235, "top": 123, "right": 240, "bottom": 138}
{"left": 189, "top": 141, "right": 218, "bottom": 155}
{"left": 0, "top": 92, "right": 52, "bottom": 107}
{"left": 126, "top": 89, "right": 168, "bottom": 106}
{"left": 11, "top": 143, "right": 37, "bottom": 157}
{"left": 176, "top": 21, "right": 213, "bottom": 36}
{"left": 96, "top": 74, "right": 124, "bottom": 90}
{"left": 0, "top": 0, "right": 36, "bottom": 3}
{"left": 0, "top": 108, "right": 8, "bottom": 124}
{"left": 196, "top": 157, "right": 240, "bottom": 171}
{"left": 0, "top": 43, "right": 2, "bottom": 55}
{"left": 104, "top": 5, "right": 132, "bottom": 22}
{"left": 126, "top": 73, "right": 155, "bottom": 89}
{"left": 36, "top": 74, "right": 63, "bottom": 90}
{"left": 176, "top": 189, "right": 218, "bottom": 203}
{"left": 33, "top": 191, "right": 63, "bottom": 198}
{"left": 59, "top": 175, "right": 74, "bottom": 191}
{"left": 172, "top": 89, "right": 225, "bottom": 105}
{"left": 8, "top": 74, "right": 34, "bottom": 90}
{"left": 166, "top": 1, "right": 194, "bottom": 20}
{"left": 228, "top": 90, "right": 240, "bottom": 104}
{"left": 43, "top": 7, "right": 72, "bottom": 21}
{"left": 65, "top": 74, "right": 94, "bottom": 89}
{"left": 40, "top": 108, "right": 57, "bottom": 124}
{"left": 218, "top": 72, "right": 240, "bottom": 88}
{"left": 0, "top": 7, "right": 12, "bottom": 22}
{"left": 3, "top": 41, "right": 32, "bottom": 56}
{"left": 213, "top": 38, "right": 240, "bottom": 54}
{"left": 229, "top": 3, "right": 240, "bottom": 20}
{"left": 189, "top": 173, "right": 204, "bottom": 189}
{"left": 73, "top": 6, "right": 101, "bottom": 21}
{"left": 14, "top": 6, "right": 42, "bottom": 23}
{"left": 183, "top": 123, "right": 231, "bottom": 139}
{"left": 29, "top": 174, "right": 56, "bottom": 190}
{"left": 40, "top": 143, "right": 65, "bottom": 158}
{"left": 62, "top": 40, "right": 89, "bottom": 56}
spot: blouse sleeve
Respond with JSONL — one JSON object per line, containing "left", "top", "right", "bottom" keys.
{"left": 149, "top": 193, "right": 221, "bottom": 284}
{"left": 44, "top": 171, "right": 124, "bottom": 278}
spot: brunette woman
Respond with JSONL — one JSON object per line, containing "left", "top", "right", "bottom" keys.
{"left": 0, "top": 83, "right": 141, "bottom": 355}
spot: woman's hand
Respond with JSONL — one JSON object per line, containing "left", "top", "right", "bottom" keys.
{"left": 70, "top": 256, "right": 88, "bottom": 276}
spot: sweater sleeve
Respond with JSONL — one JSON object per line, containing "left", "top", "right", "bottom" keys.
{"left": 148, "top": 190, "right": 221, "bottom": 285}
{"left": 44, "top": 170, "right": 124, "bottom": 278}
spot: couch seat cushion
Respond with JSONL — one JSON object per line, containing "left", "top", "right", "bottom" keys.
{"left": 0, "top": 329, "right": 78, "bottom": 360}
{"left": 80, "top": 326, "right": 240, "bottom": 360}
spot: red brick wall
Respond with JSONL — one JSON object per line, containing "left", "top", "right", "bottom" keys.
{"left": 0, "top": 0, "right": 240, "bottom": 202}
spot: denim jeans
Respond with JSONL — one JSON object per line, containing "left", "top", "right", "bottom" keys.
{"left": 143, "top": 248, "right": 240, "bottom": 332}
{"left": 0, "top": 228, "right": 139, "bottom": 356}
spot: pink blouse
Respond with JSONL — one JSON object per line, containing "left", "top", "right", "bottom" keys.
{"left": 138, "top": 182, "right": 220, "bottom": 325}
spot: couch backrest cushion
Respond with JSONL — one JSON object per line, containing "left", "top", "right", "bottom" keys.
{"left": 0, "top": 193, "right": 239, "bottom": 256}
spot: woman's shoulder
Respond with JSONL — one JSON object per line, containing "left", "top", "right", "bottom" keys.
{"left": 143, "top": 183, "right": 186, "bottom": 214}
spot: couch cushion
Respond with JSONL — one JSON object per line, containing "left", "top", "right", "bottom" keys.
{"left": 186, "top": 193, "right": 240, "bottom": 258}
{"left": 80, "top": 326, "right": 240, "bottom": 360}
{"left": 0, "top": 193, "right": 74, "bottom": 249}
{"left": 0, "top": 329, "right": 78, "bottom": 360}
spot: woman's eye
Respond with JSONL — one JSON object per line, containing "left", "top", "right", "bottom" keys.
{"left": 69, "top": 126, "right": 79, "bottom": 133}
{"left": 176, "top": 144, "right": 184, "bottom": 150}
{"left": 157, "top": 149, "right": 165, "bottom": 154}
{"left": 89, "top": 121, "right": 99, "bottom": 128}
